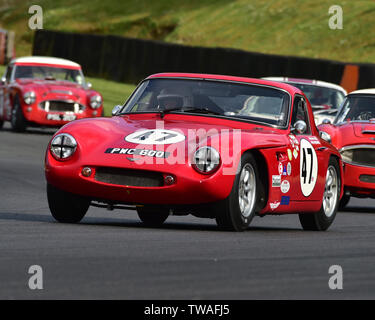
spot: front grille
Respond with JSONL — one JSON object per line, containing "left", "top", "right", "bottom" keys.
{"left": 360, "top": 175, "right": 375, "bottom": 184}
{"left": 352, "top": 149, "right": 375, "bottom": 167}
{"left": 40, "top": 100, "right": 84, "bottom": 113}
{"left": 95, "top": 167, "right": 164, "bottom": 187}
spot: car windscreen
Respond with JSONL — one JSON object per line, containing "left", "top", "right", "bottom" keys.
{"left": 14, "top": 65, "right": 85, "bottom": 85}
{"left": 121, "top": 79, "right": 290, "bottom": 127}
{"left": 334, "top": 95, "right": 375, "bottom": 124}
{"left": 287, "top": 83, "right": 344, "bottom": 110}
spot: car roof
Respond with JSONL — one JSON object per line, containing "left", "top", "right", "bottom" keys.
{"left": 349, "top": 88, "right": 375, "bottom": 95}
{"left": 146, "top": 73, "right": 302, "bottom": 95}
{"left": 262, "top": 77, "right": 347, "bottom": 94}
{"left": 11, "top": 56, "right": 81, "bottom": 68}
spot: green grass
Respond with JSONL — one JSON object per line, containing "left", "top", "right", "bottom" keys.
{"left": 1, "top": 0, "right": 375, "bottom": 63}
{"left": 0, "top": 64, "right": 136, "bottom": 116}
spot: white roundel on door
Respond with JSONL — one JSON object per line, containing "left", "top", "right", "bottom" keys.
{"left": 125, "top": 129, "right": 185, "bottom": 145}
{"left": 299, "top": 139, "right": 318, "bottom": 197}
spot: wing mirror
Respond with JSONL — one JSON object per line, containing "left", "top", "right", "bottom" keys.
{"left": 322, "top": 118, "right": 332, "bottom": 125}
{"left": 111, "top": 105, "right": 122, "bottom": 116}
{"left": 319, "top": 131, "right": 332, "bottom": 143}
{"left": 293, "top": 120, "right": 307, "bottom": 134}
{"left": 0, "top": 76, "right": 6, "bottom": 85}
{"left": 86, "top": 82, "right": 92, "bottom": 89}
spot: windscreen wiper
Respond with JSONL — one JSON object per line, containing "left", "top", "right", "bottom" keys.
{"left": 160, "top": 107, "right": 222, "bottom": 119}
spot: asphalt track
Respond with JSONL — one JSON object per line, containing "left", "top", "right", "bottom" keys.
{"left": 1, "top": 122, "right": 375, "bottom": 299}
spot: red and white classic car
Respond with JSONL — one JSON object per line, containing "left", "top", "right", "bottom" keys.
{"left": 0, "top": 56, "right": 103, "bottom": 131}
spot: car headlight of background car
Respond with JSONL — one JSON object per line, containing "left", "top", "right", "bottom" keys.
{"left": 23, "top": 91, "right": 36, "bottom": 105}
{"left": 50, "top": 133, "right": 77, "bottom": 160}
{"left": 192, "top": 146, "right": 220, "bottom": 174}
{"left": 90, "top": 95, "right": 102, "bottom": 109}
{"left": 340, "top": 149, "right": 353, "bottom": 163}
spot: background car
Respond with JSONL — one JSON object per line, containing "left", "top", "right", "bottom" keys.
{"left": 262, "top": 77, "right": 347, "bottom": 124}
{"left": 45, "top": 73, "right": 343, "bottom": 232}
{"left": 0, "top": 56, "right": 103, "bottom": 132}
{"left": 318, "top": 88, "right": 375, "bottom": 208}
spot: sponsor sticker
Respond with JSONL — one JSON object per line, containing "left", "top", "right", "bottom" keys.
{"left": 287, "top": 162, "right": 292, "bottom": 176}
{"left": 272, "top": 175, "right": 281, "bottom": 187}
{"left": 270, "top": 201, "right": 280, "bottom": 210}
{"left": 280, "top": 196, "right": 290, "bottom": 205}
{"left": 287, "top": 149, "right": 293, "bottom": 161}
{"left": 282, "top": 165, "right": 287, "bottom": 176}
{"left": 281, "top": 180, "right": 290, "bottom": 193}
{"left": 278, "top": 162, "right": 283, "bottom": 175}
{"left": 293, "top": 149, "right": 298, "bottom": 159}
{"left": 308, "top": 136, "right": 321, "bottom": 145}
{"left": 105, "top": 147, "right": 170, "bottom": 158}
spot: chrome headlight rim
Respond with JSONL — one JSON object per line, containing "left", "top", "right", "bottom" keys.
{"left": 89, "top": 95, "right": 102, "bottom": 109}
{"left": 50, "top": 133, "right": 77, "bottom": 161}
{"left": 192, "top": 146, "right": 221, "bottom": 174}
{"left": 23, "top": 91, "right": 36, "bottom": 105}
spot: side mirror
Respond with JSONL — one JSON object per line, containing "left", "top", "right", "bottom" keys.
{"left": 0, "top": 76, "right": 6, "bottom": 85}
{"left": 86, "top": 82, "right": 92, "bottom": 89}
{"left": 322, "top": 118, "right": 332, "bottom": 125}
{"left": 293, "top": 120, "right": 307, "bottom": 134}
{"left": 111, "top": 105, "right": 122, "bottom": 116}
{"left": 319, "top": 131, "right": 332, "bottom": 143}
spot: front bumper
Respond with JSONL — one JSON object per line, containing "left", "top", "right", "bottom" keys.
{"left": 343, "top": 162, "right": 375, "bottom": 197}
{"left": 45, "top": 152, "right": 235, "bottom": 205}
{"left": 22, "top": 103, "right": 102, "bottom": 126}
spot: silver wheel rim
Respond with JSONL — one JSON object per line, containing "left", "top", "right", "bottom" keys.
{"left": 238, "top": 163, "right": 256, "bottom": 218}
{"left": 323, "top": 165, "right": 338, "bottom": 218}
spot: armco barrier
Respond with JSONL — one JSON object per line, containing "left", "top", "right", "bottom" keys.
{"left": 33, "top": 30, "right": 375, "bottom": 92}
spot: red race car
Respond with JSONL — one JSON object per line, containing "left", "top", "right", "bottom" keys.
{"left": 318, "top": 89, "right": 375, "bottom": 208}
{"left": 45, "top": 73, "right": 343, "bottom": 231}
{"left": 0, "top": 56, "right": 103, "bottom": 132}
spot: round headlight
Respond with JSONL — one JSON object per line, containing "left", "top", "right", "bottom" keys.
{"left": 340, "top": 149, "right": 353, "bottom": 163}
{"left": 90, "top": 95, "right": 102, "bottom": 109}
{"left": 192, "top": 146, "right": 220, "bottom": 174}
{"left": 23, "top": 91, "right": 36, "bottom": 105}
{"left": 50, "top": 133, "right": 77, "bottom": 160}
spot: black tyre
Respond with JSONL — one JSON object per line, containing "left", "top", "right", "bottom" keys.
{"left": 215, "top": 153, "right": 261, "bottom": 231}
{"left": 299, "top": 158, "right": 341, "bottom": 231}
{"left": 338, "top": 194, "right": 350, "bottom": 210}
{"left": 11, "top": 96, "right": 27, "bottom": 132}
{"left": 0, "top": 118, "right": 3, "bottom": 130}
{"left": 47, "top": 183, "right": 90, "bottom": 223}
{"left": 137, "top": 206, "right": 169, "bottom": 227}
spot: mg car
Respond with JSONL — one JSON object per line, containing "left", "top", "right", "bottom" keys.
{"left": 0, "top": 56, "right": 103, "bottom": 131}
{"left": 45, "top": 73, "right": 343, "bottom": 231}
{"left": 319, "top": 89, "right": 375, "bottom": 208}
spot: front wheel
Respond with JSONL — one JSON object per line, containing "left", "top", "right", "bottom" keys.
{"left": 136, "top": 206, "right": 169, "bottom": 227}
{"left": 215, "top": 153, "right": 261, "bottom": 231}
{"left": 299, "top": 158, "right": 341, "bottom": 231}
{"left": 11, "top": 97, "right": 27, "bottom": 132}
{"left": 47, "top": 183, "right": 90, "bottom": 223}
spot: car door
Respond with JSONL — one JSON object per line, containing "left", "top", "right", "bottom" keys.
{"left": 290, "top": 95, "right": 327, "bottom": 201}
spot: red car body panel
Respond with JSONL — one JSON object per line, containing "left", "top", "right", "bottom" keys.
{"left": 0, "top": 59, "right": 103, "bottom": 127}
{"left": 45, "top": 73, "right": 343, "bottom": 215}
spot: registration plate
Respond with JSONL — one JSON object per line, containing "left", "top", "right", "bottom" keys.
{"left": 46, "top": 114, "right": 77, "bottom": 121}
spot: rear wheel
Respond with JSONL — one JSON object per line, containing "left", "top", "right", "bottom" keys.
{"left": 137, "top": 206, "right": 169, "bottom": 227}
{"left": 11, "top": 96, "right": 27, "bottom": 132}
{"left": 0, "top": 118, "right": 3, "bottom": 130}
{"left": 215, "top": 153, "right": 260, "bottom": 231}
{"left": 299, "top": 158, "right": 340, "bottom": 231}
{"left": 47, "top": 183, "right": 90, "bottom": 223}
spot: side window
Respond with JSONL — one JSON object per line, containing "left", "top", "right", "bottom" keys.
{"left": 292, "top": 96, "right": 311, "bottom": 134}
